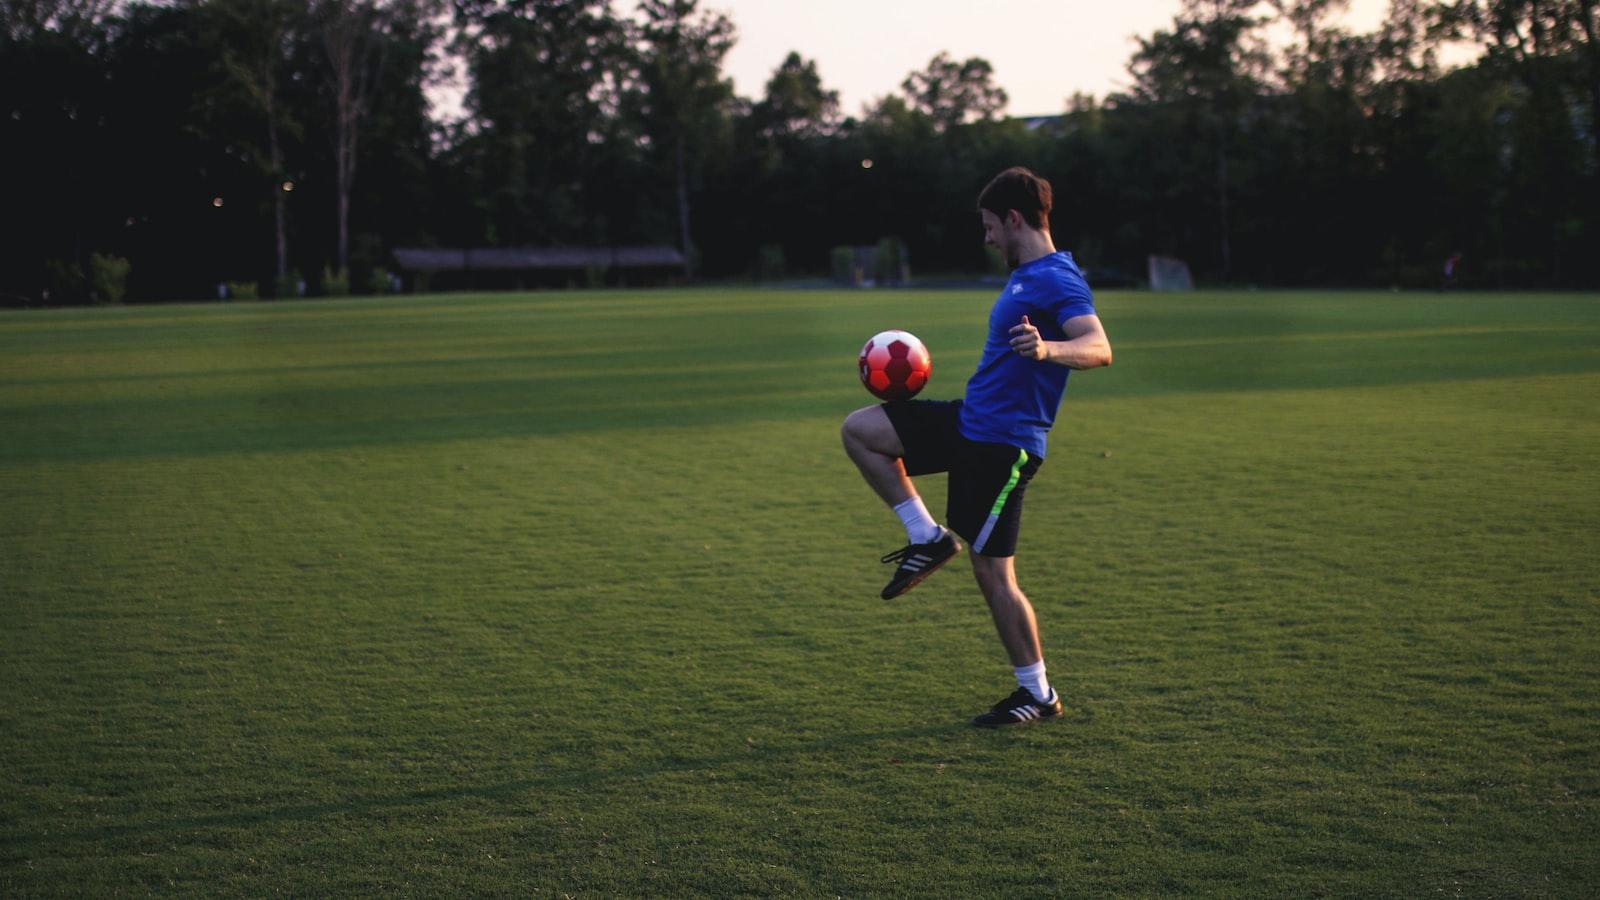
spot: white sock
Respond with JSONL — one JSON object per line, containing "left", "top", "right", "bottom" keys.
{"left": 1014, "top": 661, "right": 1054, "bottom": 704}
{"left": 892, "top": 496, "right": 941, "bottom": 544}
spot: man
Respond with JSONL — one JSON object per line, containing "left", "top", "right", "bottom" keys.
{"left": 840, "top": 166, "right": 1112, "bottom": 727}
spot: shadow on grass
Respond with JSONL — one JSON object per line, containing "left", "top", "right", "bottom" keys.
{"left": 7, "top": 352, "right": 1600, "bottom": 466}
{"left": 1, "top": 721, "right": 965, "bottom": 850}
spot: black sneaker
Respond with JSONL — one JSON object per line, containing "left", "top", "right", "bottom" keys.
{"left": 971, "top": 687, "right": 1064, "bottom": 727}
{"left": 879, "top": 527, "right": 962, "bottom": 599}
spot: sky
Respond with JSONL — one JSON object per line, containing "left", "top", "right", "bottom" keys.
{"left": 429, "top": 0, "right": 1408, "bottom": 124}
{"left": 717, "top": 0, "right": 1394, "bottom": 117}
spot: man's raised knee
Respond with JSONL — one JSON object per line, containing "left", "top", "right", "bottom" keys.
{"left": 841, "top": 408, "right": 867, "bottom": 450}
{"left": 842, "top": 405, "right": 903, "bottom": 458}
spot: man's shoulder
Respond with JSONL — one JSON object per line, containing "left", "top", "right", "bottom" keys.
{"left": 1027, "top": 254, "right": 1093, "bottom": 303}
{"left": 1045, "top": 251, "right": 1088, "bottom": 280}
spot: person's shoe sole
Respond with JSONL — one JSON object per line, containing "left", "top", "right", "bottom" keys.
{"left": 972, "top": 707, "right": 1063, "bottom": 728}
{"left": 881, "top": 537, "right": 962, "bottom": 600}
{"left": 971, "top": 688, "right": 1065, "bottom": 727}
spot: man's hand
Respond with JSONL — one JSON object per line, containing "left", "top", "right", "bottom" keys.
{"left": 1007, "top": 313, "right": 1114, "bottom": 369}
{"left": 1008, "top": 315, "right": 1047, "bottom": 361}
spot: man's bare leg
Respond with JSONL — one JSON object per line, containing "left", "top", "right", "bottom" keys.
{"left": 842, "top": 405, "right": 961, "bottom": 599}
{"left": 840, "top": 405, "right": 915, "bottom": 508}
{"left": 968, "top": 551, "right": 1062, "bottom": 724}
{"left": 969, "top": 552, "right": 1043, "bottom": 666}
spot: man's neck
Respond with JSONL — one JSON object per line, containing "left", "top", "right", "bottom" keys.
{"left": 1014, "top": 229, "right": 1057, "bottom": 267}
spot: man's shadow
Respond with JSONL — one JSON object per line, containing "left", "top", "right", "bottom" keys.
{"left": 4, "top": 721, "right": 973, "bottom": 850}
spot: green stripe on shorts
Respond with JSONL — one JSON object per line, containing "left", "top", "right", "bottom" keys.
{"left": 990, "top": 449, "right": 1029, "bottom": 516}
{"left": 973, "top": 448, "right": 1029, "bottom": 554}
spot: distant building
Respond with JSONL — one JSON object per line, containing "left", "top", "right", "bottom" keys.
{"left": 392, "top": 246, "right": 686, "bottom": 290}
{"left": 1016, "top": 114, "right": 1064, "bottom": 132}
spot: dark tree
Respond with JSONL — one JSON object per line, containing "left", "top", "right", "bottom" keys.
{"left": 901, "top": 52, "right": 1008, "bottom": 131}
{"left": 198, "top": 0, "right": 305, "bottom": 291}
{"left": 449, "top": 0, "right": 629, "bottom": 246}
{"left": 751, "top": 50, "right": 838, "bottom": 140}
{"left": 629, "top": 0, "right": 737, "bottom": 276}
{"left": 1126, "top": 0, "right": 1272, "bottom": 279}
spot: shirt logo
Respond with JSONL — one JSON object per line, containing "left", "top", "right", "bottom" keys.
{"left": 1011, "top": 284, "right": 1022, "bottom": 294}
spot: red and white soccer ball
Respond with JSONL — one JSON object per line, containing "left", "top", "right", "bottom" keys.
{"left": 858, "top": 329, "right": 932, "bottom": 401}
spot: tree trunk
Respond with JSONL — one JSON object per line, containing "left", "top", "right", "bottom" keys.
{"left": 675, "top": 134, "right": 692, "bottom": 279}
{"left": 319, "top": 0, "right": 385, "bottom": 282}
{"left": 267, "top": 101, "right": 288, "bottom": 289}
{"left": 1580, "top": 0, "right": 1600, "bottom": 180}
{"left": 327, "top": 10, "right": 366, "bottom": 278}
{"left": 336, "top": 105, "right": 352, "bottom": 275}
{"left": 337, "top": 165, "right": 350, "bottom": 276}
{"left": 1216, "top": 126, "right": 1232, "bottom": 281}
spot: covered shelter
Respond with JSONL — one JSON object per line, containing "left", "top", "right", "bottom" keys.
{"left": 392, "top": 246, "right": 686, "bottom": 291}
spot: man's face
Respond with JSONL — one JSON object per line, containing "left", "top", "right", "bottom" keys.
{"left": 981, "top": 209, "right": 1019, "bottom": 269}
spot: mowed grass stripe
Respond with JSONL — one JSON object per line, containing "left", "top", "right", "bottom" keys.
{"left": 2, "top": 289, "right": 1598, "bottom": 896}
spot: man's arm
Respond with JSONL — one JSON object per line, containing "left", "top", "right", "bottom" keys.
{"left": 1008, "top": 313, "right": 1112, "bottom": 369}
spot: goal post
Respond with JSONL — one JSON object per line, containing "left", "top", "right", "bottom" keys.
{"left": 1147, "top": 256, "right": 1194, "bottom": 291}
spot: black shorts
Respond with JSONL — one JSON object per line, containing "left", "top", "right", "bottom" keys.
{"left": 882, "top": 399, "right": 1043, "bottom": 558}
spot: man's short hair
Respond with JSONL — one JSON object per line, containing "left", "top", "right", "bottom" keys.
{"left": 977, "top": 167, "right": 1052, "bottom": 230}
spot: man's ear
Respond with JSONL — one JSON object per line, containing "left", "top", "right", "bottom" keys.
{"left": 1007, "top": 209, "right": 1024, "bottom": 230}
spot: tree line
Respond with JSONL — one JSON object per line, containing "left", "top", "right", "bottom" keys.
{"left": 3, "top": 0, "right": 1597, "bottom": 303}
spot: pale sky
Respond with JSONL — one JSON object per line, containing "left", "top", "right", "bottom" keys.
{"left": 430, "top": 0, "right": 1408, "bottom": 124}
{"left": 717, "top": 0, "right": 1394, "bottom": 117}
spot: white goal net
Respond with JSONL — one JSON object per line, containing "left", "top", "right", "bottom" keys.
{"left": 1147, "top": 256, "right": 1194, "bottom": 291}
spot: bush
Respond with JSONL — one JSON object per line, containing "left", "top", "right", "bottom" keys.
{"left": 349, "top": 232, "right": 384, "bottom": 293}
{"left": 275, "top": 269, "right": 303, "bottom": 300}
{"left": 89, "top": 254, "right": 131, "bottom": 305}
{"left": 830, "top": 246, "right": 857, "bottom": 285}
{"left": 44, "top": 259, "right": 87, "bottom": 304}
{"left": 323, "top": 266, "right": 350, "bottom": 297}
{"left": 984, "top": 245, "right": 1008, "bottom": 276}
{"left": 368, "top": 267, "right": 393, "bottom": 294}
{"left": 875, "top": 237, "right": 908, "bottom": 286}
{"left": 225, "top": 280, "right": 258, "bottom": 300}
{"left": 756, "top": 244, "right": 786, "bottom": 282}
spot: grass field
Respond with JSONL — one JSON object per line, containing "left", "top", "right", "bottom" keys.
{"left": 2, "top": 287, "right": 1598, "bottom": 896}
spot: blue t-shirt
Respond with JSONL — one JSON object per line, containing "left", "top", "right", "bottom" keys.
{"left": 958, "top": 251, "right": 1096, "bottom": 458}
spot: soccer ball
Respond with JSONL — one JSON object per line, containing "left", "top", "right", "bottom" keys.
{"left": 858, "top": 329, "right": 931, "bottom": 401}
